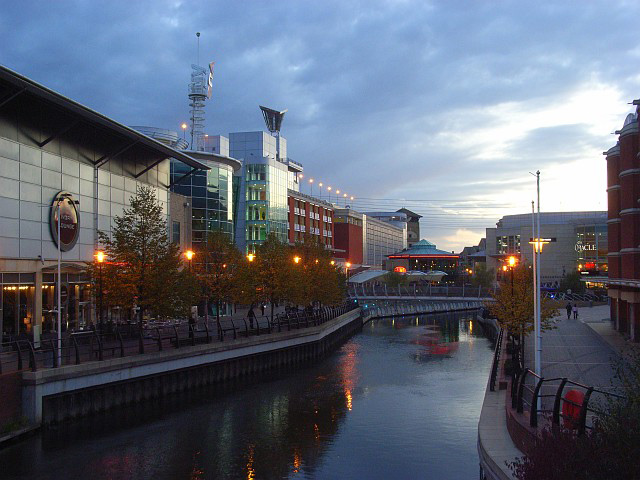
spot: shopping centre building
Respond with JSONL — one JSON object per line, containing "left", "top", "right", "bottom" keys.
{"left": 485, "top": 211, "right": 608, "bottom": 285}
{"left": 0, "top": 66, "right": 208, "bottom": 342}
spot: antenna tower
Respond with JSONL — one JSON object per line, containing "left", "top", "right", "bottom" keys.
{"left": 188, "top": 32, "right": 211, "bottom": 151}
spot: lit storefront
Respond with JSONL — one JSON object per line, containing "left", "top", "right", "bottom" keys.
{"left": 486, "top": 212, "right": 608, "bottom": 285}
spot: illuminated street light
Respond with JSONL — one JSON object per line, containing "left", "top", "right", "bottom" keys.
{"left": 508, "top": 256, "right": 517, "bottom": 267}
{"left": 184, "top": 249, "right": 194, "bottom": 272}
{"left": 247, "top": 253, "right": 255, "bottom": 262}
{"left": 95, "top": 250, "right": 105, "bottom": 331}
{"left": 293, "top": 256, "right": 301, "bottom": 264}
{"left": 181, "top": 123, "right": 188, "bottom": 143}
{"left": 309, "top": 178, "right": 314, "bottom": 196}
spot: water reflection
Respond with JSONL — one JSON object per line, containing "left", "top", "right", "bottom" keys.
{"left": 1, "top": 311, "right": 493, "bottom": 480}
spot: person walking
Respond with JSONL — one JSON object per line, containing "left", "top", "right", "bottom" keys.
{"left": 572, "top": 304, "right": 578, "bottom": 320}
{"left": 566, "top": 303, "right": 572, "bottom": 320}
{"left": 247, "top": 306, "right": 256, "bottom": 328}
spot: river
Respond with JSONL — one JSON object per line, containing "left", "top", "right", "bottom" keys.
{"left": 1, "top": 310, "right": 493, "bottom": 479}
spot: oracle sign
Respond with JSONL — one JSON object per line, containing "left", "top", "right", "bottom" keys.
{"left": 50, "top": 191, "right": 80, "bottom": 252}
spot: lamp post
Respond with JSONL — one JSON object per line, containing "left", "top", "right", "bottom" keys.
{"left": 181, "top": 123, "right": 188, "bottom": 145}
{"left": 95, "top": 250, "right": 105, "bottom": 331}
{"left": 309, "top": 178, "right": 314, "bottom": 197}
{"left": 185, "top": 249, "right": 194, "bottom": 271}
{"left": 335, "top": 190, "right": 340, "bottom": 206}
{"left": 247, "top": 253, "right": 255, "bottom": 263}
{"left": 345, "top": 262, "right": 351, "bottom": 282}
{"left": 318, "top": 182, "right": 323, "bottom": 199}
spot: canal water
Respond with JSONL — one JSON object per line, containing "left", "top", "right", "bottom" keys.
{"left": 1, "top": 311, "right": 493, "bottom": 480}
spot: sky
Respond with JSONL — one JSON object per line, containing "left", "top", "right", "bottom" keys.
{"left": 1, "top": 0, "right": 639, "bottom": 251}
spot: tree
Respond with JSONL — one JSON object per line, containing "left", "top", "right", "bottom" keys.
{"left": 559, "top": 270, "right": 585, "bottom": 294}
{"left": 291, "top": 237, "right": 345, "bottom": 307}
{"left": 471, "top": 263, "right": 495, "bottom": 290}
{"left": 488, "top": 264, "right": 557, "bottom": 337}
{"left": 252, "top": 233, "right": 296, "bottom": 322}
{"left": 382, "top": 270, "right": 407, "bottom": 288}
{"left": 95, "top": 185, "right": 197, "bottom": 322}
{"left": 192, "top": 231, "right": 244, "bottom": 323}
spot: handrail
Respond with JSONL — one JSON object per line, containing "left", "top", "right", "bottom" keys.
{"left": 489, "top": 328, "right": 504, "bottom": 392}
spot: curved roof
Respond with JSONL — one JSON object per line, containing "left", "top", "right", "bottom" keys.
{"left": 388, "top": 239, "right": 458, "bottom": 258}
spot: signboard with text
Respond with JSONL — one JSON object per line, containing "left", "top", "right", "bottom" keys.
{"left": 50, "top": 191, "right": 80, "bottom": 252}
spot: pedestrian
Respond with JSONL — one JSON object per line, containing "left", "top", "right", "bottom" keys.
{"left": 260, "top": 303, "right": 266, "bottom": 316}
{"left": 248, "top": 306, "right": 256, "bottom": 328}
{"left": 573, "top": 304, "right": 578, "bottom": 319}
{"left": 566, "top": 303, "right": 572, "bottom": 320}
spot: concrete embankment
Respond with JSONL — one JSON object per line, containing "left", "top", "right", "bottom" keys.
{"left": 22, "top": 309, "right": 362, "bottom": 426}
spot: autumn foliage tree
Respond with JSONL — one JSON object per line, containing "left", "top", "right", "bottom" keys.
{"left": 488, "top": 263, "right": 557, "bottom": 337}
{"left": 93, "top": 186, "right": 197, "bottom": 323}
{"left": 291, "top": 236, "right": 346, "bottom": 307}
{"left": 192, "top": 231, "right": 244, "bottom": 322}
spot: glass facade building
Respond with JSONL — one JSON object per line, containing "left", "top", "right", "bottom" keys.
{"left": 171, "top": 161, "right": 234, "bottom": 242}
{"left": 230, "top": 131, "right": 303, "bottom": 253}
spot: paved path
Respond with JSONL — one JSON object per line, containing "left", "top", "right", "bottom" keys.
{"left": 525, "top": 305, "right": 622, "bottom": 393}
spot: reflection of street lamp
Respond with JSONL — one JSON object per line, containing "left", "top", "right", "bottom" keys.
{"left": 95, "top": 250, "right": 105, "bottom": 331}
{"left": 247, "top": 253, "right": 255, "bottom": 262}
{"left": 293, "top": 256, "right": 301, "bottom": 264}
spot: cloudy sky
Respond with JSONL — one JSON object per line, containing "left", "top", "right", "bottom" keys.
{"left": 2, "top": 0, "right": 638, "bottom": 251}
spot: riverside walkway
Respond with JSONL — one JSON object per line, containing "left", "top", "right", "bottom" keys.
{"left": 478, "top": 304, "right": 633, "bottom": 480}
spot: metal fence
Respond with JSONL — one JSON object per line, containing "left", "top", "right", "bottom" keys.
{"left": 0, "top": 303, "right": 359, "bottom": 374}
{"left": 349, "top": 283, "right": 494, "bottom": 298}
{"left": 511, "top": 368, "right": 624, "bottom": 435}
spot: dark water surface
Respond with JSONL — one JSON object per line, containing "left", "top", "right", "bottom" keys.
{"left": 2, "top": 311, "right": 493, "bottom": 480}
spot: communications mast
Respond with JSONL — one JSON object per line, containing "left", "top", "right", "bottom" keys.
{"left": 188, "top": 32, "right": 214, "bottom": 151}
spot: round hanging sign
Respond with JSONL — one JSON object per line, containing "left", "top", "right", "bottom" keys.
{"left": 50, "top": 191, "right": 80, "bottom": 252}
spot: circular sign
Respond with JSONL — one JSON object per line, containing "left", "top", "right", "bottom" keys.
{"left": 50, "top": 191, "right": 80, "bottom": 252}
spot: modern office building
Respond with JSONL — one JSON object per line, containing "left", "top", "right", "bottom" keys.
{"left": 287, "top": 189, "right": 334, "bottom": 248}
{"left": 333, "top": 208, "right": 405, "bottom": 268}
{"left": 364, "top": 211, "right": 408, "bottom": 247}
{"left": 396, "top": 208, "right": 422, "bottom": 247}
{"left": 387, "top": 240, "right": 459, "bottom": 279}
{"left": 0, "top": 66, "right": 208, "bottom": 341}
{"left": 132, "top": 127, "right": 241, "bottom": 244}
{"left": 485, "top": 211, "right": 608, "bottom": 285}
{"left": 606, "top": 102, "right": 640, "bottom": 341}
{"left": 230, "top": 131, "right": 304, "bottom": 253}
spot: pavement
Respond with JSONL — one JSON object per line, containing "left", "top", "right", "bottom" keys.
{"left": 479, "top": 303, "right": 635, "bottom": 479}
{"left": 524, "top": 305, "right": 623, "bottom": 395}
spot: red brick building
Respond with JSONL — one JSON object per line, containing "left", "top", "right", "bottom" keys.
{"left": 287, "top": 189, "right": 334, "bottom": 248}
{"left": 333, "top": 209, "right": 364, "bottom": 265}
{"left": 606, "top": 102, "right": 640, "bottom": 341}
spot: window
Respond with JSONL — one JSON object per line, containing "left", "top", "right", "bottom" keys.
{"left": 172, "top": 221, "right": 181, "bottom": 244}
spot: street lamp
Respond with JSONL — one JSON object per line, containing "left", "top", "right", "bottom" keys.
{"left": 309, "top": 178, "right": 314, "bottom": 196}
{"left": 293, "top": 256, "right": 301, "bottom": 264}
{"left": 318, "top": 182, "right": 323, "bottom": 199}
{"left": 247, "top": 253, "right": 255, "bottom": 262}
{"left": 95, "top": 250, "right": 105, "bottom": 331}
{"left": 181, "top": 123, "right": 188, "bottom": 144}
{"left": 185, "top": 249, "right": 194, "bottom": 271}
{"left": 345, "top": 261, "right": 351, "bottom": 282}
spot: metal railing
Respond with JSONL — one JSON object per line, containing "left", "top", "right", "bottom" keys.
{"left": 349, "top": 283, "right": 494, "bottom": 299}
{"left": 489, "top": 328, "right": 505, "bottom": 392}
{"left": 511, "top": 368, "right": 624, "bottom": 434}
{"left": 0, "top": 303, "right": 359, "bottom": 374}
